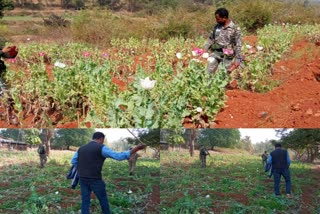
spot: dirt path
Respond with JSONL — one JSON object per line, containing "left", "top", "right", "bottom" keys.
{"left": 214, "top": 40, "right": 320, "bottom": 128}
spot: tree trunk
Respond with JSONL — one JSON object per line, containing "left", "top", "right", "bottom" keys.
{"left": 43, "top": 129, "right": 54, "bottom": 157}
{"left": 189, "top": 129, "right": 196, "bottom": 157}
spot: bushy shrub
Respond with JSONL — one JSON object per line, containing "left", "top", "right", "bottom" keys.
{"left": 70, "top": 9, "right": 148, "bottom": 45}
{"left": 156, "top": 18, "right": 193, "bottom": 40}
{"left": 0, "top": 25, "right": 13, "bottom": 38}
{"left": 148, "top": 7, "right": 213, "bottom": 40}
{"left": 228, "top": 0, "right": 272, "bottom": 32}
{"left": 43, "top": 14, "right": 70, "bottom": 27}
{"left": 0, "top": 35, "right": 8, "bottom": 48}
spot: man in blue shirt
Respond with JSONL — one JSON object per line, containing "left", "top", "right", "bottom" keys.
{"left": 267, "top": 143, "right": 292, "bottom": 198}
{"left": 71, "top": 132, "right": 146, "bottom": 214}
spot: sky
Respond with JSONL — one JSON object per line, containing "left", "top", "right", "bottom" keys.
{"left": 96, "top": 128, "right": 274, "bottom": 150}
{"left": 97, "top": 128, "right": 282, "bottom": 145}
{"left": 239, "top": 128, "right": 279, "bottom": 144}
{"left": 96, "top": 128, "right": 135, "bottom": 143}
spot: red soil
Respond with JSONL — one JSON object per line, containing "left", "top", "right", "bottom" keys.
{"left": 145, "top": 185, "right": 160, "bottom": 213}
{"left": 213, "top": 39, "right": 320, "bottom": 128}
{"left": 301, "top": 164, "right": 320, "bottom": 213}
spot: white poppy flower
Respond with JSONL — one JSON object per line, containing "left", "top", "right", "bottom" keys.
{"left": 246, "top": 45, "right": 252, "bottom": 49}
{"left": 196, "top": 107, "right": 203, "bottom": 113}
{"left": 27, "top": 38, "right": 31, "bottom": 41}
{"left": 202, "top": 53, "right": 209, "bottom": 58}
{"left": 191, "top": 58, "right": 202, "bottom": 63}
{"left": 192, "top": 51, "right": 198, "bottom": 56}
{"left": 256, "top": 46, "right": 264, "bottom": 51}
{"left": 205, "top": 195, "right": 210, "bottom": 198}
{"left": 55, "top": 191, "right": 59, "bottom": 195}
{"left": 140, "top": 77, "right": 156, "bottom": 90}
{"left": 54, "top": 61, "right": 66, "bottom": 68}
{"left": 207, "top": 57, "right": 216, "bottom": 63}
{"left": 176, "top": 52, "right": 183, "bottom": 59}
{"left": 128, "top": 189, "right": 133, "bottom": 194}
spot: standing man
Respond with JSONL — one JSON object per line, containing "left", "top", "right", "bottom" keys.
{"left": 261, "top": 151, "right": 268, "bottom": 168}
{"left": 199, "top": 146, "right": 210, "bottom": 168}
{"left": 204, "top": 8, "right": 242, "bottom": 74}
{"left": 267, "top": 143, "right": 292, "bottom": 198}
{"left": 37, "top": 144, "right": 47, "bottom": 168}
{"left": 128, "top": 148, "right": 141, "bottom": 176}
{"left": 71, "top": 132, "right": 146, "bottom": 214}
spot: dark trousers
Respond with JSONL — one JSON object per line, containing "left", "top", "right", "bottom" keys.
{"left": 79, "top": 178, "right": 111, "bottom": 214}
{"left": 200, "top": 155, "right": 207, "bottom": 168}
{"left": 273, "top": 168, "right": 291, "bottom": 195}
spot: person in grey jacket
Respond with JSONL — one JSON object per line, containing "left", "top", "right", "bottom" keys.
{"left": 204, "top": 8, "right": 242, "bottom": 74}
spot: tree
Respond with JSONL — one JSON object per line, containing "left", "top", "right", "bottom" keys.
{"left": 23, "top": 129, "right": 42, "bottom": 146}
{"left": 0, "top": 129, "right": 41, "bottom": 145}
{"left": 40, "top": 129, "right": 55, "bottom": 157}
{"left": 183, "top": 129, "right": 199, "bottom": 157}
{"left": 241, "top": 136, "right": 253, "bottom": 153}
{"left": 198, "top": 129, "right": 241, "bottom": 150}
{"left": 278, "top": 129, "right": 320, "bottom": 163}
{"left": 53, "top": 128, "right": 95, "bottom": 149}
{"left": 0, "top": 129, "right": 23, "bottom": 141}
{"left": 160, "top": 129, "right": 185, "bottom": 150}
{"left": 125, "top": 129, "right": 160, "bottom": 158}
{"left": 253, "top": 139, "right": 274, "bottom": 154}
{"left": 0, "top": 0, "right": 14, "bottom": 19}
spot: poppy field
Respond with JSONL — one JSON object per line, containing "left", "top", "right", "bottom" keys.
{"left": 2, "top": 24, "right": 320, "bottom": 128}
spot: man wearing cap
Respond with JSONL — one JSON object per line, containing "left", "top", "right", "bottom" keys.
{"left": 71, "top": 132, "right": 146, "bottom": 214}
{"left": 204, "top": 8, "right": 242, "bottom": 74}
{"left": 267, "top": 143, "right": 292, "bottom": 198}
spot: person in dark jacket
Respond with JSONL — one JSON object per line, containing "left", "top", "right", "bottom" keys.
{"left": 37, "top": 144, "right": 47, "bottom": 168}
{"left": 70, "top": 132, "right": 146, "bottom": 214}
{"left": 267, "top": 143, "right": 292, "bottom": 198}
{"left": 199, "top": 146, "right": 210, "bottom": 168}
{"left": 261, "top": 151, "right": 268, "bottom": 168}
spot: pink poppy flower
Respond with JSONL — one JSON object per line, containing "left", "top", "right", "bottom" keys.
{"left": 193, "top": 47, "right": 205, "bottom": 55}
{"left": 38, "top": 52, "right": 45, "bottom": 57}
{"left": 82, "top": 51, "right": 91, "bottom": 57}
{"left": 223, "top": 48, "right": 234, "bottom": 55}
{"left": 102, "top": 51, "right": 108, "bottom": 58}
{"left": 8, "top": 58, "right": 16, "bottom": 63}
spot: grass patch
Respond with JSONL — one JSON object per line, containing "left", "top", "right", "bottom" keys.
{"left": 161, "top": 149, "right": 318, "bottom": 213}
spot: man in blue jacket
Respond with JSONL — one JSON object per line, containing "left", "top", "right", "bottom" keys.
{"left": 71, "top": 132, "right": 146, "bottom": 214}
{"left": 267, "top": 143, "right": 292, "bottom": 198}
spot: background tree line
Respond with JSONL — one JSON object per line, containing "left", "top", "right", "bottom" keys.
{"left": 0, "top": 128, "right": 160, "bottom": 158}
{"left": 161, "top": 129, "right": 320, "bottom": 163}
{"left": 2, "top": 0, "right": 319, "bottom": 47}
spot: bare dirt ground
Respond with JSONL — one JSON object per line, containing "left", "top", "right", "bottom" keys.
{"left": 213, "top": 38, "right": 320, "bottom": 128}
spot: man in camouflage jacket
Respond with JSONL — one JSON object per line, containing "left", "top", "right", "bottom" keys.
{"left": 204, "top": 8, "right": 242, "bottom": 74}
{"left": 199, "top": 146, "right": 210, "bottom": 168}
